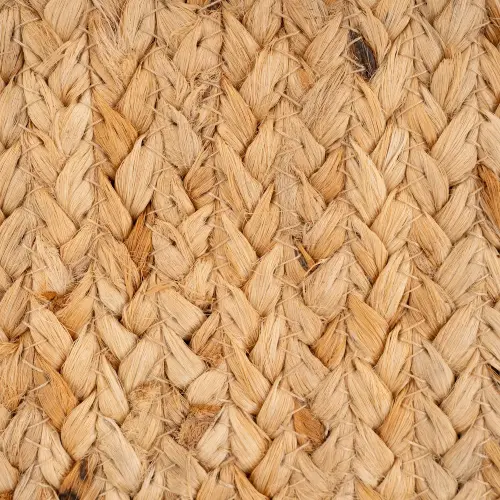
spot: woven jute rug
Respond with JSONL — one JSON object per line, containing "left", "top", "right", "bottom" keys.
{"left": 0, "top": 0, "right": 500, "bottom": 498}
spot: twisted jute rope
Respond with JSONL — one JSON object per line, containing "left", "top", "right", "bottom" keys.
{"left": 0, "top": 0, "right": 499, "bottom": 498}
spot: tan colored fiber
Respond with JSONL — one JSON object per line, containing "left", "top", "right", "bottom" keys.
{"left": 0, "top": 0, "right": 499, "bottom": 498}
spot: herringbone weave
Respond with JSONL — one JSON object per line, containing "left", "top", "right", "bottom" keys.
{"left": 0, "top": 0, "right": 499, "bottom": 498}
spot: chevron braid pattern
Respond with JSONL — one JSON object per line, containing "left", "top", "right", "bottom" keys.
{"left": 0, "top": 0, "right": 500, "bottom": 499}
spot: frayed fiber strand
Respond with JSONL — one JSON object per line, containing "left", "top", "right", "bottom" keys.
{"left": 0, "top": 0, "right": 500, "bottom": 498}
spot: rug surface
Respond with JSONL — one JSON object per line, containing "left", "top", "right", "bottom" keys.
{"left": 0, "top": 0, "right": 500, "bottom": 498}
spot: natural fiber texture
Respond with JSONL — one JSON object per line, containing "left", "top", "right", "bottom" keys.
{"left": 0, "top": 0, "right": 500, "bottom": 498}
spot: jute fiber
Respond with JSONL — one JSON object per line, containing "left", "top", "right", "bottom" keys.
{"left": 0, "top": 0, "right": 500, "bottom": 498}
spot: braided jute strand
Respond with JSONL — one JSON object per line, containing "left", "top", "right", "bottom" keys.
{"left": 0, "top": 0, "right": 499, "bottom": 498}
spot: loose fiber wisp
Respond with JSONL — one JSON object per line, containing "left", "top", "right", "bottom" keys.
{"left": 0, "top": 0, "right": 499, "bottom": 498}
